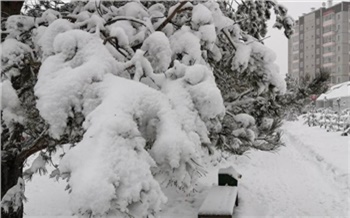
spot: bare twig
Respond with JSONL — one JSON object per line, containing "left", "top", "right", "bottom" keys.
{"left": 233, "top": 88, "right": 254, "bottom": 101}
{"left": 226, "top": 111, "right": 236, "bottom": 118}
{"left": 104, "top": 16, "right": 151, "bottom": 30}
{"left": 221, "top": 28, "right": 236, "bottom": 51}
{"left": 156, "top": 1, "right": 189, "bottom": 31}
{"left": 102, "top": 35, "right": 128, "bottom": 58}
{"left": 247, "top": 35, "right": 271, "bottom": 45}
{"left": 95, "top": 0, "right": 103, "bottom": 17}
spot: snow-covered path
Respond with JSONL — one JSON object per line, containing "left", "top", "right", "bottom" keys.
{"left": 233, "top": 132, "right": 348, "bottom": 217}
{"left": 24, "top": 121, "right": 349, "bottom": 217}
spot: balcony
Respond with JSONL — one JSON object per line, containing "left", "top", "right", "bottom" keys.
{"left": 322, "top": 19, "right": 335, "bottom": 27}
{"left": 322, "top": 52, "right": 335, "bottom": 57}
{"left": 322, "top": 62, "right": 335, "bottom": 67}
{"left": 322, "top": 41, "right": 335, "bottom": 47}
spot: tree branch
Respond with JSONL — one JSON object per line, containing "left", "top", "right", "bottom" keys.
{"left": 17, "top": 128, "right": 49, "bottom": 163}
{"left": 102, "top": 36, "right": 128, "bottom": 58}
{"left": 105, "top": 16, "right": 153, "bottom": 31}
{"left": 221, "top": 28, "right": 237, "bottom": 51}
{"left": 156, "top": 1, "right": 188, "bottom": 31}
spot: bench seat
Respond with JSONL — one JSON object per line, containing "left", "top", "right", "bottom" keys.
{"left": 198, "top": 186, "right": 238, "bottom": 218}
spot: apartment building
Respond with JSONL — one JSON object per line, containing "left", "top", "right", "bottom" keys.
{"left": 288, "top": 0, "right": 350, "bottom": 85}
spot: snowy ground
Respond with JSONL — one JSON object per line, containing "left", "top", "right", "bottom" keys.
{"left": 24, "top": 119, "right": 349, "bottom": 217}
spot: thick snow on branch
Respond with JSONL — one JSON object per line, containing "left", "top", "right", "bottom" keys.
{"left": 35, "top": 30, "right": 115, "bottom": 139}
{"left": 5, "top": 15, "right": 35, "bottom": 38}
{"left": 141, "top": 32, "right": 172, "bottom": 74}
{"left": 35, "top": 29, "right": 224, "bottom": 217}
{"left": 0, "top": 80, "right": 24, "bottom": 132}
{"left": 1, "top": 38, "right": 32, "bottom": 76}
{"left": 36, "top": 19, "right": 75, "bottom": 60}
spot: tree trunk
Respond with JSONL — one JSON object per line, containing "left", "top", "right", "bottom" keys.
{"left": 1, "top": 157, "right": 24, "bottom": 218}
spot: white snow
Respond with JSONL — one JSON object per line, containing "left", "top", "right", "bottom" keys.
{"left": 170, "top": 27, "right": 202, "bottom": 65}
{"left": 198, "top": 186, "right": 237, "bottom": 215}
{"left": 40, "top": 9, "right": 62, "bottom": 25}
{"left": 203, "top": 1, "right": 234, "bottom": 31}
{"left": 36, "top": 19, "right": 75, "bottom": 60}
{"left": 5, "top": 15, "right": 35, "bottom": 38}
{"left": 23, "top": 154, "right": 48, "bottom": 180}
{"left": 219, "top": 166, "right": 242, "bottom": 180}
{"left": 141, "top": 31, "right": 172, "bottom": 73}
{"left": 197, "top": 24, "right": 216, "bottom": 50}
{"left": 1, "top": 178, "right": 26, "bottom": 213}
{"left": 1, "top": 38, "right": 32, "bottom": 75}
{"left": 233, "top": 113, "right": 256, "bottom": 128}
{"left": 191, "top": 4, "right": 213, "bottom": 30}
{"left": 317, "top": 81, "right": 350, "bottom": 100}
{"left": 23, "top": 119, "right": 349, "bottom": 217}
{"left": 0, "top": 80, "right": 24, "bottom": 129}
{"left": 33, "top": 26, "right": 226, "bottom": 216}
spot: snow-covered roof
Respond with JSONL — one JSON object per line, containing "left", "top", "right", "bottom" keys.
{"left": 316, "top": 81, "right": 350, "bottom": 100}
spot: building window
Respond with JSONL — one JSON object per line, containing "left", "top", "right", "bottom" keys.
{"left": 338, "top": 56, "right": 340, "bottom": 62}
{"left": 316, "top": 28, "right": 320, "bottom": 35}
{"left": 316, "top": 58, "right": 320, "bottom": 64}
{"left": 316, "top": 48, "right": 320, "bottom": 55}
{"left": 300, "top": 34, "right": 304, "bottom": 40}
{"left": 338, "top": 14, "right": 341, "bottom": 20}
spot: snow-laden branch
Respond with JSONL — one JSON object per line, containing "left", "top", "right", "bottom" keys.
{"left": 156, "top": 1, "right": 188, "bottom": 31}
{"left": 105, "top": 16, "right": 154, "bottom": 33}
{"left": 32, "top": 29, "right": 225, "bottom": 216}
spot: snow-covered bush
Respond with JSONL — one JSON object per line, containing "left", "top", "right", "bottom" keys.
{"left": 1, "top": 1, "right": 293, "bottom": 217}
{"left": 302, "top": 108, "right": 350, "bottom": 135}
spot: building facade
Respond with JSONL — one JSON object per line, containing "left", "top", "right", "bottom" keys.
{"left": 288, "top": 1, "right": 350, "bottom": 85}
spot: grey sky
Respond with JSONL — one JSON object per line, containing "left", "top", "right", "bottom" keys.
{"left": 264, "top": 0, "right": 344, "bottom": 76}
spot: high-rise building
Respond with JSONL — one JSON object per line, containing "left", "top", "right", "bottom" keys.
{"left": 288, "top": 1, "right": 350, "bottom": 85}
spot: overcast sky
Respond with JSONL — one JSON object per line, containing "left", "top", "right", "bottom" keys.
{"left": 264, "top": 0, "right": 344, "bottom": 76}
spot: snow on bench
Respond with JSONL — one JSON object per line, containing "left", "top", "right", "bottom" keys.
{"left": 198, "top": 186, "right": 238, "bottom": 218}
{"left": 218, "top": 166, "right": 242, "bottom": 187}
{"left": 198, "top": 166, "right": 241, "bottom": 218}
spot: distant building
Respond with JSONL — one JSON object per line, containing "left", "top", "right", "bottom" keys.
{"left": 288, "top": 0, "right": 350, "bottom": 86}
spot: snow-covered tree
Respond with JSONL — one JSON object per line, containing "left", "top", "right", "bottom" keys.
{"left": 278, "top": 69, "right": 330, "bottom": 121}
{"left": 1, "top": 1, "right": 293, "bottom": 217}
